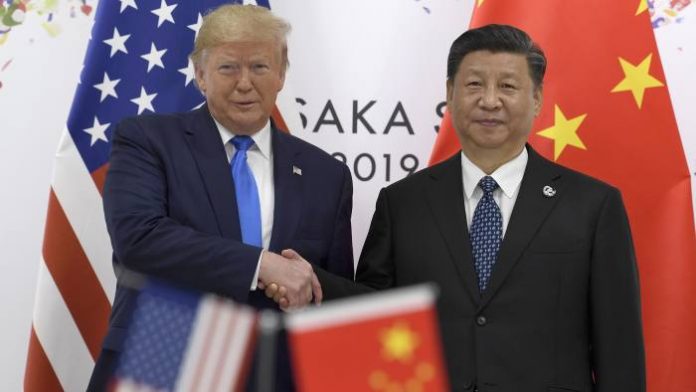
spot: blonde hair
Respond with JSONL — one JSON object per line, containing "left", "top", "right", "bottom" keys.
{"left": 190, "top": 4, "right": 291, "bottom": 69}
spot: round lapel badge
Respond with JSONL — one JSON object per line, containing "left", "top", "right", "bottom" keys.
{"left": 543, "top": 185, "right": 556, "bottom": 198}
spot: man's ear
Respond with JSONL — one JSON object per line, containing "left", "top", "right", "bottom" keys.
{"left": 533, "top": 86, "right": 543, "bottom": 116}
{"left": 194, "top": 62, "right": 206, "bottom": 95}
{"left": 277, "top": 46, "right": 288, "bottom": 92}
{"left": 277, "top": 67, "right": 286, "bottom": 92}
{"left": 446, "top": 79, "right": 454, "bottom": 112}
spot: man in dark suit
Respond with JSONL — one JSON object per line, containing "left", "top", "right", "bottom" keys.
{"left": 88, "top": 4, "right": 353, "bottom": 390}
{"left": 308, "top": 24, "right": 645, "bottom": 391}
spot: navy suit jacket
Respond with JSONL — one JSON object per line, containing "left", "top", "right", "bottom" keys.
{"left": 94, "top": 105, "right": 353, "bottom": 389}
{"left": 317, "top": 146, "right": 645, "bottom": 392}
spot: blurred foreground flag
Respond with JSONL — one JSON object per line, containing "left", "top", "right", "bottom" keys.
{"left": 287, "top": 284, "right": 449, "bottom": 392}
{"left": 113, "top": 282, "right": 257, "bottom": 392}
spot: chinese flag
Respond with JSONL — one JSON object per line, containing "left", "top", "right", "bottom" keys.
{"left": 287, "top": 285, "right": 449, "bottom": 392}
{"left": 430, "top": 1, "right": 696, "bottom": 391}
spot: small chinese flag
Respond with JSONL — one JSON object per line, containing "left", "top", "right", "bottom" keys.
{"left": 286, "top": 285, "right": 449, "bottom": 392}
{"left": 430, "top": 1, "right": 696, "bottom": 391}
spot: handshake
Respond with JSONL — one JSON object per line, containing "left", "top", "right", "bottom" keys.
{"left": 257, "top": 249, "right": 321, "bottom": 311}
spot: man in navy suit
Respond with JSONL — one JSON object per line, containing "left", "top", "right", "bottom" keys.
{"left": 294, "top": 24, "right": 645, "bottom": 391}
{"left": 88, "top": 4, "right": 353, "bottom": 390}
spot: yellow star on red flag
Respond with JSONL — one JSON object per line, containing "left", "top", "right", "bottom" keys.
{"left": 537, "top": 105, "right": 587, "bottom": 160}
{"left": 369, "top": 322, "right": 439, "bottom": 391}
{"left": 635, "top": 0, "right": 648, "bottom": 15}
{"left": 611, "top": 53, "right": 664, "bottom": 108}
{"left": 380, "top": 322, "right": 420, "bottom": 363}
{"left": 477, "top": 0, "right": 485, "bottom": 7}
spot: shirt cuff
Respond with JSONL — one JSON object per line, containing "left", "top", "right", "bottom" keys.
{"left": 250, "top": 250, "right": 263, "bottom": 290}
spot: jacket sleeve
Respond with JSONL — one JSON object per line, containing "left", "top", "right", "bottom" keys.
{"left": 316, "top": 187, "right": 394, "bottom": 299}
{"left": 104, "top": 118, "right": 261, "bottom": 302}
{"left": 590, "top": 187, "right": 646, "bottom": 391}
{"left": 324, "top": 164, "right": 356, "bottom": 280}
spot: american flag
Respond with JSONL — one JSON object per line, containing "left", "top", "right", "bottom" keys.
{"left": 23, "top": 1, "right": 279, "bottom": 390}
{"left": 113, "top": 282, "right": 258, "bottom": 392}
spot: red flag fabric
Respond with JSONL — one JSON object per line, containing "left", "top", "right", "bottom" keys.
{"left": 428, "top": 110, "right": 458, "bottom": 167}
{"left": 287, "top": 285, "right": 449, "bottom": 392}
{"left": 430, "top": 1, "right": 696, "bottom": 391}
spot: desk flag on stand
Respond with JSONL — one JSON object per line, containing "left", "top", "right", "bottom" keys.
{"left": 286, "top": 284, "right": 449, "bottom": 392}
{"left": 113, "top": 282, "right": 258, "bottom": 392}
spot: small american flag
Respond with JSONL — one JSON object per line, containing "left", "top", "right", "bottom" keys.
{"left": 114, "top": 282, "right": 258, "bottom": 392}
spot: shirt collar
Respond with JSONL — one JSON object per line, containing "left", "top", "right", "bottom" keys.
{"left": 461, "top": 146, "right": 528, "bottom": 200}
{"left": 214, "top": 119, "right": 272, "bottom": 160}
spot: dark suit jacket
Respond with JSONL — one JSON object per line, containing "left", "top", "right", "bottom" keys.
{"left": 317, "top": 146, "right": 644, "bottom": 392}
{"left": 90, "top": 105, "right": 354, "bottom": 390}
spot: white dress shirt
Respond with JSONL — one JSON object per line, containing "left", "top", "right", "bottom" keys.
{"left": 215, "top": 119, "right": 274, "bottom": 289}
{"left": 461, "top": 147, "right": 528, "bottom": 237}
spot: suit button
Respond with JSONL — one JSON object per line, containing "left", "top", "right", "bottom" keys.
{"left": 476, "top": 315, "right": 487, "bottom": 326}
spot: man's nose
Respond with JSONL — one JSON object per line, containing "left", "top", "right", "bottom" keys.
{"left": 236, "top": 68, "right": 253, "bottom": 92}
{"left": 479, "top": 86, "right": 501, "bottom": 109}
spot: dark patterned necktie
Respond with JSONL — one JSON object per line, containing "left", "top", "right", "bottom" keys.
{"left": 470, "top": 176, "right": 502, "bottom": 292}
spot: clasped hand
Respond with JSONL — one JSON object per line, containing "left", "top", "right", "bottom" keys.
{"left": 258, "top": 249, "right": 322, "bottom": 311}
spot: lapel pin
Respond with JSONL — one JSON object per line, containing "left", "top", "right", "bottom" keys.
{"left": 542, "top": 185, "right": 556, "bottom": 198}
{"left": 292, "top": 165, "right": 302, "bottom": 176}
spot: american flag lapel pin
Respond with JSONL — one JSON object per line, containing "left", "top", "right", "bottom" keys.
{"left": 293, "top": 165, "right": 302, "bottom": 176}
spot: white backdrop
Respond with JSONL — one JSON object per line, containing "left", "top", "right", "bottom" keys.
{"left": 1, "top": 1, "right": 694, "bottom": 390}
{"left": 272, "top": 0, "right": 472, "bottom": 257}
{"left": 0, "top": 4, "right": 94, "bottom": 389}
{"left": 653, "top": 4, "right": 696, "bottom": 218}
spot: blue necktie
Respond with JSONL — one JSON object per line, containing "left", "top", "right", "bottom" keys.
{"left": 230, "top": 136, "right": 262, "bottom": 247}
{"left": 470, "top": 176, "right": 502, "bottom": 292}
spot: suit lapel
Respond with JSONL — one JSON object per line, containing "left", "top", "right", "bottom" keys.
{"left": 184, "top": 105, "right": 242, "bottom": 240}
{"left": 480, "top": 146, "right": 564, "bottom": 308}
{"left": 426, "top": 154, "right": 481, "bottom": 304}
{"left": 269, "top": 128, "right": 302, "bottom": 252}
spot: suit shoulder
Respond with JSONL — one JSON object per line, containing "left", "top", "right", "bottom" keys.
{"left": 279, "top": 132, "right": 348, "bottom": 172}
{"left": 113, "top": 112, "right": 198, "bottom": 151}
{"left": 117, "top": 111, "right": 188, "bottom": 133}
{"left": 383, "top": 153, "right": 457, "bottom": 194}
{"left": 532, "top": 156, "right": 624, "bottom": 210}
{"left": 549, "top": 159, "right": 619, "bottom": 194}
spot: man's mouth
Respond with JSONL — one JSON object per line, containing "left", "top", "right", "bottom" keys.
{"left": 476, "top": 119, "right": 503, "bottom": 127}
{"left": 234, "top": 101, "right": 257, "bottom": 110}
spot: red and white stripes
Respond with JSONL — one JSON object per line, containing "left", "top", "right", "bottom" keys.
{"left": 25, "top": 130, "right": 115, "bottom": 391}
{"left": 175, "top": 297, "right": 257, "bottom": 392}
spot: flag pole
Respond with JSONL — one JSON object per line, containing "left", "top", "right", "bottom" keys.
{"left": 256, "top": 310, "right": 280, "bottom": 392}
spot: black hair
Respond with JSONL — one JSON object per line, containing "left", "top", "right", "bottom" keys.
{"left": 447, "top": 24, "right": 547, "bottom": 88}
